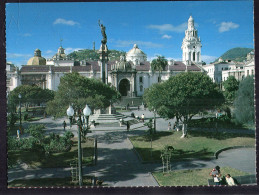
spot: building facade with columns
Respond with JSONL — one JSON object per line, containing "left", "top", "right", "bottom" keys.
{"left": 8, "top": 16, "right": 204, "bottom": 96}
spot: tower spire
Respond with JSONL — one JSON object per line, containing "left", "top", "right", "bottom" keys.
{"left": 181, "top": 16, "right": 202, "bottom": 64}
{"left": 60, "top": 39, "right": 63, "bottom": 47}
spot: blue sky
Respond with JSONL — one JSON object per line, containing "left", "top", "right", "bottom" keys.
{"left": 6, "top": 1, "right": 254, "bottom": 66}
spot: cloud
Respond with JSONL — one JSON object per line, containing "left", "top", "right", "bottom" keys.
{"left": 53, "top": 18, "right": 80, "bottom": 26}
{"left": 147, "top": 22, "right": 187, "bottom": 33}
{"left": 162, "top": 34, "right": 172, "bottom": 39}
{"left": 201, "top": 55, "right": 218, "bottom": 64}
{"left": 115, "top": 40, "right": 163, "bottom": 48}
{"left": 65, "top": 47, "right": 84, "bottom": 53}
{"left": 6, "top": 53, "right": 32, "bottom": 58}
{"left": 219, "top": 22, "right": 239, "bottom": 33}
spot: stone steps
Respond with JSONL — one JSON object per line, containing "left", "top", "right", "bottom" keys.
{"left": 89, "top": 113, "right": 127, "bottom": 124}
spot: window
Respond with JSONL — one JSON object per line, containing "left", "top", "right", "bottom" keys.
{"left": 140, "top": 85, "right": 143, "bottom": 92}
{"left": 252, "top": 70, "right": 254, "bottom": 75}
{"left": 139, "top": 76, "right": 143, "bottom": 83}
{"left": 247, "top": 70, "right": 249, "bottom": 75}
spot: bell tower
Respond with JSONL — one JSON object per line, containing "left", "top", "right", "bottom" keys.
{"left": 181, "top": 16, "right": 202, "bottom": 64}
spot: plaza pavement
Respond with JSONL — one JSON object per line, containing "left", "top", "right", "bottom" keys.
{"left": 8, "top": 109, "right": 256, "bottom": 186}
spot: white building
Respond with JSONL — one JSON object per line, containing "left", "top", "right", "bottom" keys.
{"left": 202, "top": 60, "right": 236, "bottom": 83}
{"left": 8, "top": 16, "right": 207, "bottom": 96}
{"left": 244, "top": 50, "right": 255, "bottom": 77}
{"left": 221, "top": 61, "right": 244, "bottom": 82}
{"left": 6, "top": 62, "right": 18, "bottom": 94}
{"left": 181, "top": 16, "right": 202, "bottom": 65}
{"left": 46, "top": 46, "right": 74, "bottom": 66}
{"left": 203, "top": 49, "right": 254, "bottom": 84}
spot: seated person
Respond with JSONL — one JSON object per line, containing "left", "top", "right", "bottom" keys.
{"left": 209, "top": 167, "right": 221, "bottom": 185}
{"left": 225, "top": 174, "right": 236, "bottom": 186}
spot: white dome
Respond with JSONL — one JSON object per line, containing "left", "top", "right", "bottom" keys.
{"left": 126, "top": 44, "right": 147, "bottom": 63}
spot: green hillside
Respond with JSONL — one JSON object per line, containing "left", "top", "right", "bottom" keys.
{"left": 215, "top": 47, "right": 253, "bottom": 62}
{"left": 67, "top": 49, "right": 126, "bottom": 61}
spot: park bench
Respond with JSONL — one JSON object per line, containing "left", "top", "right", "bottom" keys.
{"left": 208, "top": 174, "right": 256, "bottom": 186}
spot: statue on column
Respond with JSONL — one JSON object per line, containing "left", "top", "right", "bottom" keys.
{"left": 98, "top": 20, "right": 107, "bottom": 45}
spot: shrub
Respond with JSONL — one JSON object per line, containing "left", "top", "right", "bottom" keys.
{"left": 8, "top": 113, "right": 18, "bottom": 127}
{"left": 8, "top": 136, "right": 19, "bottom": 150}
{"left": 26, "top": 124, "right": 45, "bottom": 141}
{"left": 64, "top": 131, "right": 74, "bottom": 139}
{"left": 23, "top": 112, "right": 29, "bottom": 121}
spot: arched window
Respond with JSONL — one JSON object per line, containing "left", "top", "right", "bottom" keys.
{"left": 193, "top": 52, "right": 195, "bottom": 61}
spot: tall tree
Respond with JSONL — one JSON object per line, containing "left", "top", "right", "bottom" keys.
{"left": 7, "top": 85, "right": 55, "bottom": 112}
{"left": 144, "top": 72, "right": 224, "bottom": 138}
{"left": 151, "top": 56, "right": 168, "bottom": 82}
{"left": 222, "top": 76, "right": 239, "bottom": 102}
{"left": 46, "top": 72, "right": 120, "bottom": 117}
{"left": 233, "top": 76, "right": 254, "bottom": 125}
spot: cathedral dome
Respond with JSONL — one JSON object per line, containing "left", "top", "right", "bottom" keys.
{"left": 126, "top": 44, "right": 147, "bottom": 63}
{"left": 27, "top": 48, "right": 46, "bottom": 65}
{"left": 52, "top": 46, "right": 67, "bottom": 60}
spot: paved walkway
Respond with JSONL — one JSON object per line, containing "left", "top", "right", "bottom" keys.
{"left": 8, "top": 111, "right": 256, "bottom": 186}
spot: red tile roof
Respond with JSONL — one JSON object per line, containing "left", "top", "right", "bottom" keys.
{"left": 20, "top": 61, "right": 201, "bottom": 73}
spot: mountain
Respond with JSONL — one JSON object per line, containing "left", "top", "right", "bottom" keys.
{"left": 67, "top": 49, "right": 126, "bottom": 62}
{"left": 215, "top": 47, "right": 253, "bottom": 62}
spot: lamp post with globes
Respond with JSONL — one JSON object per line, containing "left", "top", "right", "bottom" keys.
{"left": 67, "top": 105, "right": 83, "bottom": 186}
{"left": 67, "top": 105, "right": 74, "bottom": 129}
{"left": 18, "top": 94, "right": 22, "bottom": 128}
{"left": 83, "top": 104, "right": 91, "bottom": 130}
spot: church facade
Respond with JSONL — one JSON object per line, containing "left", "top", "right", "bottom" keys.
{"left": 9, "top": 16, "right": 204, "bottom": 97}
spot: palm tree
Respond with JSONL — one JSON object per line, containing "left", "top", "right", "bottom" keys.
{"left": 151, "top": 55, "right": 168, "bottom": 82}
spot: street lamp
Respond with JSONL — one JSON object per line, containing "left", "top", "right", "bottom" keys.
{"left": 18, "top": 94, "right": 22, "bottom": 128}
{"left": 153, "top": 108, "right": 156, "bottom": 133}
{"left": 67, "top": 105, "right": 74, "bottom": 129}
{"left": 83, "top": 104, "right": 91, "bottom": 129}
{"left": 67, "top": 105, "right": 83, "bottom": 186}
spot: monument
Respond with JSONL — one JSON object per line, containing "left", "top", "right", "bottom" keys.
{"left": 98, "top": 20, "right": 109, "bottom": 84}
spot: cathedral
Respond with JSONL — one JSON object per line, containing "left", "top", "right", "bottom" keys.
{"left": 9, "top": 16, "right": 203, "bottom": 97}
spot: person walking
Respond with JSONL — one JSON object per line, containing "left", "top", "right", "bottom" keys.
{"left": 127, "top": 121, "right": 130, "bottom": 131}
{"left": 141, "top": 114, "right": 145, "bottom": 122}
{"left": 17, "top": 129, "right": 20, "bottom": 139}
{"left": 63, "top": 120, "right": 67, "bottom": 131}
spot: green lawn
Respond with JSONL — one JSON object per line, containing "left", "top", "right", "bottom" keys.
{"left": 129, "top": 131, "right": 255, "bottom": 162}
{"left": 8, "top": 176, "right": 92, "bottom": 187}
{"left": 8, "top": 137, "right": 94, "bottom": 168}
{"left": 152, "top": 166, "right": 248, "bottom": 186}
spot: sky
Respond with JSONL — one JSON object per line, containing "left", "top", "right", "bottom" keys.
{"left": 6, "top": 1, "right": 254, "bottom": 67}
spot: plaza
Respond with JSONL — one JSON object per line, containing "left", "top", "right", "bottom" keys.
{"left": 8, "top": 108, "right": 256, "bottom": 187}
{"left": 5, "top": 1, "right": 256, "bottom": 189}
